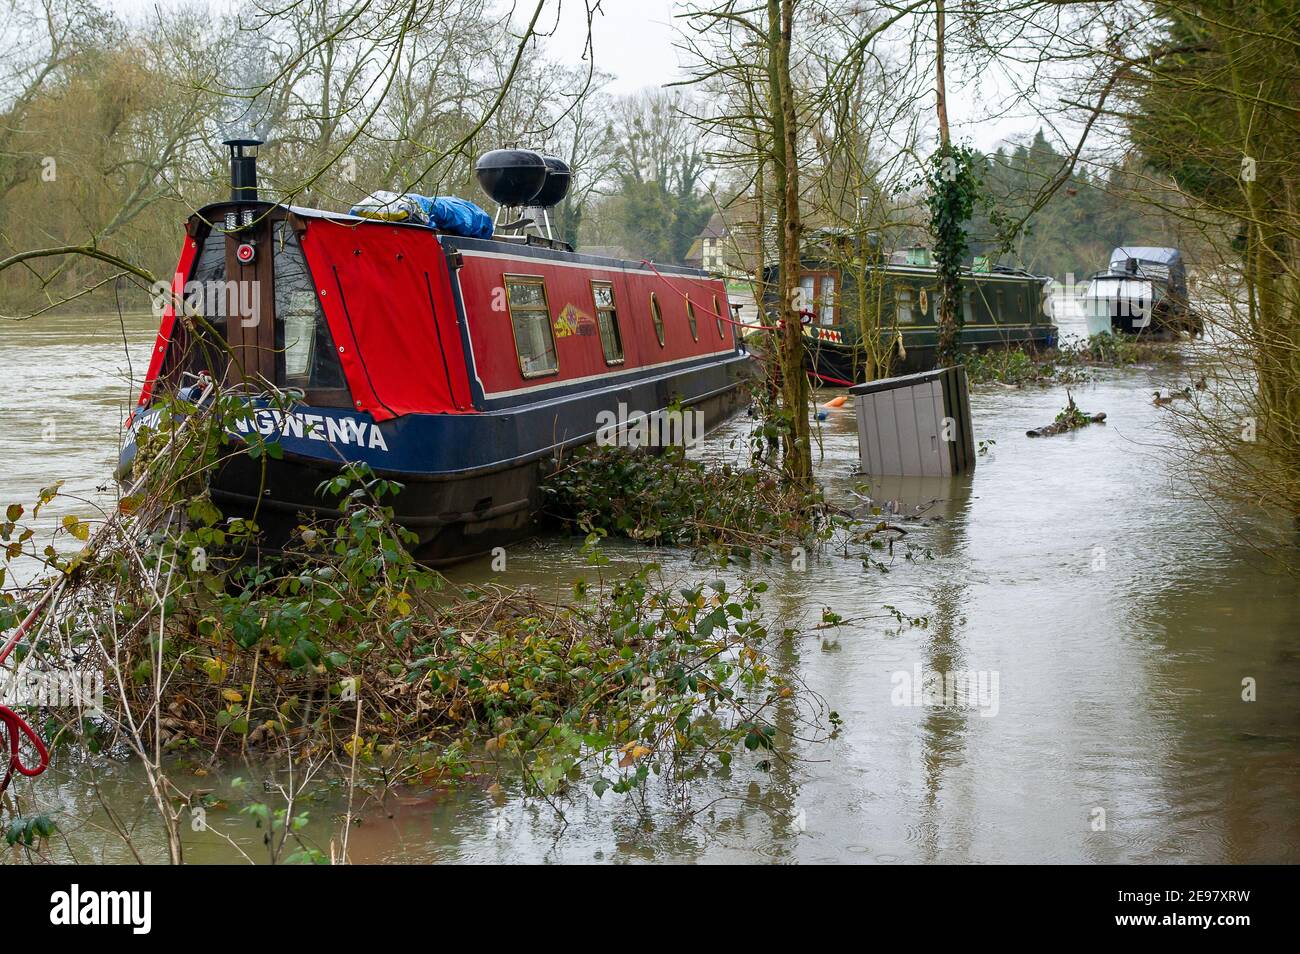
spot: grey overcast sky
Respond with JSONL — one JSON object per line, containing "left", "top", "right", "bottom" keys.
{"left": 104, "top": 0, "right": 1045, "bottom": 152}
{"left": 541, "top": 0, "right": 1039, "bottom": 148}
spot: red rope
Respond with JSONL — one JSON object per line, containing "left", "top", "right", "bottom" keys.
{"left": 807, "top": 369, "right": 856, "bottom": 387}
{"left": 638, "top": 259, "right": 784, "bottom": 332}
{"left": 0, "top": 592, "right": 55, "bottom": 795}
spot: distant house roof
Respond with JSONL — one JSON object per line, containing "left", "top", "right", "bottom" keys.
{"left": 698, "top": 212, "right": 728, "bottom": 240}
{"left": 684, "top": 238, "right": 704, "bottom": 268}
{"left": 685, "top": 211, "right": 747, "bottom": 271}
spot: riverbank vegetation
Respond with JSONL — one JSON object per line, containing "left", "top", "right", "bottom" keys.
{"left": 0, "top": 389, "right": 839, "bottom": 862}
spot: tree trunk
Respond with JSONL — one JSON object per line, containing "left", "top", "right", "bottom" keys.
{"left": 933, "top": 0, "right": 960, "bottom": 368}
{"left": 769, "top": 0, "right": 812, "bottom": 486}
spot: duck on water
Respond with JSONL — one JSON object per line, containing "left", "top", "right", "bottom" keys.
{"left": 119, "top": 141, "right": 752, "bottom": 563}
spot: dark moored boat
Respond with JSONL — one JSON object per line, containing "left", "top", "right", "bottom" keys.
{"left": 753, "top": 238, "right": 1057, "bottom": 384}
{"left": 121, "top": 142, "right": 751, "bottom": 563}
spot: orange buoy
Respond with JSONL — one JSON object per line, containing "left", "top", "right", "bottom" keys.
{"left": 821, "top": 395, "right": 849, "bottom": 409}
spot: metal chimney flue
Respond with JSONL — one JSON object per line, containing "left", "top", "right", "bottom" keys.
{"left": 223, "top": 138, "right": 263, "bottom": 202}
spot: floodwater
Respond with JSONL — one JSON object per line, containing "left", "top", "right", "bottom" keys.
{"left": 1, "top": 308, "right": 1297, "bottom": 864}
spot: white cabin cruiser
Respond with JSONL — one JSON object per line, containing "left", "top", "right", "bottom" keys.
{"left": 1081, "top": 247, "right": 1201, "bottom": 337}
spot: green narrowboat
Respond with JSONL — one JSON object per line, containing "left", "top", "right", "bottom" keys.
{"left": 753, "top": 237, "right": 1058, "bottom": 384}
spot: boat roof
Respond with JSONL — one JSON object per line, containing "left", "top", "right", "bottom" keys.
{"left": 191, "top": 200, "right": 710, "bottom": 276}
{"left": 1110, "top": 246, "right": 1182, "bottom": 266}
{"left": 878, "top": 263, "right": 1049, "bottom": 282}
{"left": 196, "top": 199, "right": 429, "bottom": 229}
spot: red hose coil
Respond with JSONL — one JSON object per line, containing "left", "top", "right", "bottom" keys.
{"left": 0, "top": 594, "right": 55, "bottom": 795}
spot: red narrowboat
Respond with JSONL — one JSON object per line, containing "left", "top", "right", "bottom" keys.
{"left": 122, "top": 143, "right": 752, "bottom": 562}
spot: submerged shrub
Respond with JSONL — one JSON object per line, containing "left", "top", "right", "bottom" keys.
{"left": 958, "top": 345, "right": 1090, "bottom": 387}
{"left": 541, "top": 445, "right": 840, "bottom": 559}
{"left": 958, "top": 333, "right": 1183, "bottom": 387}
{"left": 1066, "top": 331, "right": 1180, "bottom": 366}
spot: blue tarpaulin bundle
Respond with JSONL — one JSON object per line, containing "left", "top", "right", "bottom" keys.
{"left": 349, "top": 191, "right": 494, "bottom": 239}
{"left": 410, "top": 195, "right": 494, "bottom": 239}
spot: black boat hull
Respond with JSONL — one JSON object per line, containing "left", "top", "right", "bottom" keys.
{"left": 802, "top": 322, "right": 1059, "bottom": 385}
{"left": 197, "top": 357, "right": 753, "bottom": 564}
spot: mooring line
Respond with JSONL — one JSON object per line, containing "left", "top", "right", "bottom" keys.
{"left": 638, "top": 259, "right": 783, "bottom": 332}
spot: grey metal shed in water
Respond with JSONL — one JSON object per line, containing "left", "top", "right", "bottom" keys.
{"left": 849, "top": 367, "right": 975, "bottom": 476}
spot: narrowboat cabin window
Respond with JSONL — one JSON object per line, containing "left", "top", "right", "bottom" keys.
{"left": 592, "top": 280, "right": 623, "bottom": 365}
{"left": 819, "top": 275, "right": 835, "bottom": 325}
{"left": 1007, "top": 286, "right": 1024, "bottom": 322}
{"left": 799, "top": 271, "right": 836, "bottom": 324}
{"left": 971, "top": 283, "right": 991, "bottom": 323}
{"left": 190, "top": 227, "right": 226, "bottom": 294}
{"left": 272, "top": 222, "right": 345, "bottom": 391}
{"left": 686, "top": 297, "right": 699, "bottom": 341}
{"left": 962, "top": 287, "right": 974, "bottom": 324}
{"left": 650, "top": 292, "right": 665, "bottom": 346}
{"left": 895, "top": 287, "right": 915, "bottom": 324}
{"left": 713, "top": 294, "right": 725, "bottom": 339}
{"left": 505, "top": 275, "right": 559, "bottom": 376}
{"left": 799, "top": 275, "right": 815, "bottom": 315}
{"left": 184, "top": 227, "right": 230, "bottom": 376}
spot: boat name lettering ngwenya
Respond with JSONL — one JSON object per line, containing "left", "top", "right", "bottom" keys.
{"left": 133, "top": 406, "right": 391, "bottom": 452}
{"left": 231, "top": 409, "right": 390, "bottom": 451}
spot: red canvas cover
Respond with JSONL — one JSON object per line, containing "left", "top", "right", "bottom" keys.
{"left": 135, "top": 234, "right": 200, "bottom": 411}
{"left": 300, "top": 219, "right": 472, "bottom": 420}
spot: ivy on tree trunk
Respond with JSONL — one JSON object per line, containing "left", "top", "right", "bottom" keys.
{"left": 925, "top": 144, "right": 980, "bottom": 369}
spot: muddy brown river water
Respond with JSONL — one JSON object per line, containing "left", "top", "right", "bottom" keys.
{"left": 1, "top": 308, "right": 1297, "bottom": 863}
